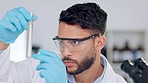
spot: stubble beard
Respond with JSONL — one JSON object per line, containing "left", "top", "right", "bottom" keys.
{"left": 63, "top": 52, "right": 96, "bottom": 75}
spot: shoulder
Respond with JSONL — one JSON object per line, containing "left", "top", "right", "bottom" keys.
{"left": 100, "top": 54, "right": 127, "bottom": 83}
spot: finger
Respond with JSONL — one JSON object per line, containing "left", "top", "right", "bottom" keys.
{"left": 18, "top": 7, "right": 32, "bottom": 21}
{"left": 40, "top": 60, "right": 60, "bottom": 68}
{"left": 36, "top": 63, "right": 49, "bottom": 70}
{"left": 39, "top": 70, "right": 52, "bottom": 78}
{"left": 39, "top": 50, "right": 60, "bottom": 59}
{"left": 32, "top": 54, "right": 49, "bottom": 61}
{"left": 40, "top": 60, "right": 45, "bottom": 64}
{"left": 0, "top": 20, "right": 17, "bottom": 32}
{"left": 17, "top": 13, "right": 28, "bottom": 30}
{"left": 39, "top": 71, "right": 45, "bottom": 78}
{"left": 33, "top": 54, "right": 54, "bottom": 63}
{"left": 33, "top": 54, "right": 63, "bottom": 66}
{"left": 9, "top": 16, "right": 22, "bottom": 31}
{"left": 33, "top": 54, "right": 54, "bottom": 64}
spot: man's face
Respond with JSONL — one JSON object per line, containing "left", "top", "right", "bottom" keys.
{"left": 57, "top": 22, "right": 97, "bottom": 75}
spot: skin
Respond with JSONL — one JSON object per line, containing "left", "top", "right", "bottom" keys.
{"left": 0, "top": 41, "right": 9, "bottom": 50}
{"left": 58, "top": 22, "right": 106, "bottom": 83}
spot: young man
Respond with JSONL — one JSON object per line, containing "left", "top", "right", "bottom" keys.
{"left": 0, "top": 2, "right": 127, "bottom": 83}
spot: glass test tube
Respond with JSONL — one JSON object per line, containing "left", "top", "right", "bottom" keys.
{"left": 26, "top": 13, "right": 34, "bottom": 58}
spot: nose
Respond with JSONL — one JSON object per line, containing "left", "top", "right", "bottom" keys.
{"left": 61, "top": 45, "right": 72, "bottom": 57}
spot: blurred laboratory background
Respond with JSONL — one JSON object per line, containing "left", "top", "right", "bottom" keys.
{"left": 0, "top": 0, "right": 148, "bottom": 83}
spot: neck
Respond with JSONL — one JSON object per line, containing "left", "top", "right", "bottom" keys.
{"left": 74, "top": 55, "right": 104, "bottom": 83}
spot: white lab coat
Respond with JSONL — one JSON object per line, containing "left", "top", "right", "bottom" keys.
{"left": 0, "top": 47, "right": 127, "bottom": 83}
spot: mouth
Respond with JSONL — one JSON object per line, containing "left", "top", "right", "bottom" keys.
{"left": 63, "top": 60, "right": 76, "bottom": 67}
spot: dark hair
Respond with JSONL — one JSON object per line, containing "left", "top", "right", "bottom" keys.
{"left": 59, "top": 2, "right": 107, "bottom": 35}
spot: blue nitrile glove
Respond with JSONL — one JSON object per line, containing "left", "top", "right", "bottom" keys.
{"left": 0, "top": 7, "right": 37, "bottom": 44}
{"left": 33, "top": 50, "right": 67, "bottom": 83}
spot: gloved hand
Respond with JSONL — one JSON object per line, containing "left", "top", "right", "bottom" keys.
{"left": 0, "top": 7, "right": 37, "bottom": 44}
{"left": 33, "top": 50, "right": 67, "bottom": 83}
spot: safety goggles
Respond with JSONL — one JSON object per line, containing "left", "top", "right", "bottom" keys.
{"left": 53, "top": 34, "right": 100, "bottom": 52}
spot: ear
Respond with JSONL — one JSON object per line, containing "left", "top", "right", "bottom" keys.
{"left": 95, "top": 36, "right": 106, "bottom": 50}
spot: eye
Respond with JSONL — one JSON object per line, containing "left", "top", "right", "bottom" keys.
{"left": 59, "top": 40, "right": 64, "bottom": 45}
{"left": 70, "top": 40, "right": 81, "bottom": 46}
